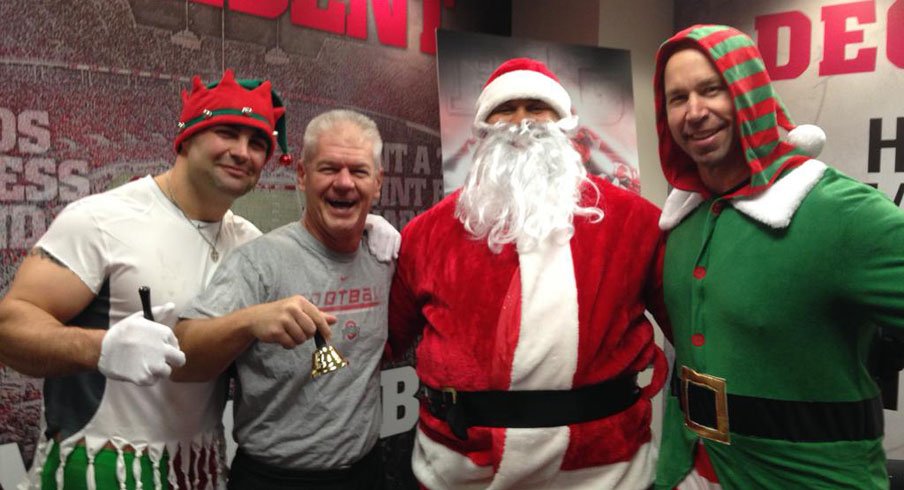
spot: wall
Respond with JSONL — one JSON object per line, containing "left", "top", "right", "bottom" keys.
{"left": 512, "top": 0, "right": 601, "bottom": 46}
{"left": 597, "top": 0, "right": 672, "bottom": 207}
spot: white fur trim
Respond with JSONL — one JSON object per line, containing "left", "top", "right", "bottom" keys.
{"left": 493, "top": 428, "right": 570, "bottom": 488}
{"left": 659, "top": 160, "right": 827, "bottom": 230}
{"left": 555, "top": 115, "right": 580, "bottom": 134}
{"left": 475, "top": 70, "right": 572, "bottom": 124}
{"left": 412, "top": 429, "right": 655, "bottom": 489}
{"left": 659, "top": 189, "right": 705, "bottom": 231}
{"left": 412, "top": 429, "right": 493, "bottom": 490}
{"left": 512, "top": 237, "right": 578, "bottom": 389}
{"left": 732, "top": 159, "right": 827, "bottom": 228}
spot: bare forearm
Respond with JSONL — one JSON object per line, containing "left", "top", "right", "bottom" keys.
{"left": 0, "top": 299, "right": 104, "bottom": 377}
{"left": 173, "top": 296, "right": 334, "bottom": 381}
{"left": 171, "top": 313, "right": 255, "bottom": 382}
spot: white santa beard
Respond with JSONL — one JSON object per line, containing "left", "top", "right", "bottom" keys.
{"left": 456, "top": 121, "right": 603, "bottom": 253}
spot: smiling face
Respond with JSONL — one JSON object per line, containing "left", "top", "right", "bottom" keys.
{"left": 664, "top": 48, "right": 743, "bottom": 174}
{"left": 298, "top": 121, "right": 383, "bottom": 253}
{"left": 181, "top": 124, "right": 269, "bottom": 199}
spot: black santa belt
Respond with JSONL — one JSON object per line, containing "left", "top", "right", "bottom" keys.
{"left": 422, "top": 374, "right": 640, "bottom": 440}
{"left": 673, "top": 366, "right": 884, "bottom": 445}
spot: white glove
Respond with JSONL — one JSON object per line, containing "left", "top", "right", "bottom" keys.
{"left": 364, "top": 213, "right": 400, "bottom": 262}
{"left": 97, "top": 303, "right": 186, "bottom": 386}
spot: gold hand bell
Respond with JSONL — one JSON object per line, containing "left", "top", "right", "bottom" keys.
{"left": 311, "top": 331, "right": 349, "bottom": 378}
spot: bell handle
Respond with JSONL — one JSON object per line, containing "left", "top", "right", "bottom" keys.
{"left": 138, "top": 286, "right": 154, "bottom": 321}
{"left": 314, "top": 331, "right": 326, "bottom": 349}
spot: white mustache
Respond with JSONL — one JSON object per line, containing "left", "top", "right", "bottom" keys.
{"left": 455, "top": 120, "right": 602, "bottom": 254}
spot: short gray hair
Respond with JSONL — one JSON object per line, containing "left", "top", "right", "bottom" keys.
{"left": 301, "top": 109, "right": 383, "bottom": 169}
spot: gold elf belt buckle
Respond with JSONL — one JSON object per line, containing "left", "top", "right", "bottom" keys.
{"left": 680, "top": 366, "right": 730, "bottom": 444}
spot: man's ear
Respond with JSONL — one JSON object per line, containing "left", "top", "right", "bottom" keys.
{"left": 373, "top": 167, "right": 384, "bottom": 203}
{"left": 176, "top": 137, "right": 192, "bottom": 157}
{"left": 296, "top": 161, "right": 307, "bottom": 192}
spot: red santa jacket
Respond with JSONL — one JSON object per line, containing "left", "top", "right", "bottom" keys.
{"left": 389, "top": 175, "right": 669, "bottom": 489}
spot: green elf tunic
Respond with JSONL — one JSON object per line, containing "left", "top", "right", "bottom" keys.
{"left": 651, "top": 24, "right": 904, "bottom": 489}
{"left": 657, "top": 160, "right": 904, "bottom": 489}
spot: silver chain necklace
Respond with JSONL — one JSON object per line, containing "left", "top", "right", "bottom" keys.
{"left": 163, "top": 177, "right": 223, "bottom": 262}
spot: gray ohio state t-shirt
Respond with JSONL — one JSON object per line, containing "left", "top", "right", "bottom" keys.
{"left": 182, "top": 221, "right": 393, "bottom": 470}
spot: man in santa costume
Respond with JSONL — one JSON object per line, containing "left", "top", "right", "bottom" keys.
{"left": 389, "top": 57, "right": 669, "bottom": 489}
{"left": 653, "top": 25, "right": 904, "bottom": 489}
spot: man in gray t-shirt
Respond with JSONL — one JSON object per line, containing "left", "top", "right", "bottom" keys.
{"left": 173, "top": 109, "right": 395, "bottom": 490}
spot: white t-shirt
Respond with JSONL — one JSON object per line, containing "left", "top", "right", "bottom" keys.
{"left": 29, "top": 176, "right": 260, "bottom": 489}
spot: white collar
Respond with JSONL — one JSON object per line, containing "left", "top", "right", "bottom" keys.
{"left": 659, "top": 159, "right": 827, "bottom": 231}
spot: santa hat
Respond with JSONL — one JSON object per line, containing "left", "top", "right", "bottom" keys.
{"left": 175, "top": 69, "right": 292, "bottom": 165}
{"left": 474, "top": 58, "right": 572, "bottom": 125}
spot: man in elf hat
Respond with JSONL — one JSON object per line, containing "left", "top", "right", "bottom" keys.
{"left": 0, "top": 70, "right": 395, "bottom": 489}
{"left": 653, "top": 25, "right": 904, "bottom": 489}
{"left": 389, "top": 57, "right": 669, "bottom": 489}
{"left": 173, "top": 109, "right": 393, "bottom": 489}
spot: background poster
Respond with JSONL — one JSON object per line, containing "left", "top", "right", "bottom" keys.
{"left": 0, "top": 1, "right": 510, "bottom": 487}
{"left": 676, "top": 0, "right": 904, "bottom": 458}
{"left": 436, "top": 30, "right": 641, "bottom": 195}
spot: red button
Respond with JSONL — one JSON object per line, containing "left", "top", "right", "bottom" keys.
{"left": 691, "top": 333, "right": 705, "bottom": 347}
{"left": 693, "top": 266, "right": 707, "bottom": 279}
{"left": 711, "top": 201, "right": 724, "bottom": 215}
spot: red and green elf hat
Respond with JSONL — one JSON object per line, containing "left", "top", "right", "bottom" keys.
{"left": 654, "top": 24, "right": 824, "bottom": 197}
{"left": 174, "top": 69, "right": 292, "bottom": 165}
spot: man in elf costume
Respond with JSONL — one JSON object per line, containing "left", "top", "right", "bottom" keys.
{"left": 653, "top": 25, "right": 904, "bottom": 489}
{"left": 389, "top": 57, "right": 669, "bottom": 489}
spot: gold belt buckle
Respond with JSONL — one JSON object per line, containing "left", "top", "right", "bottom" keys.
{"left": 442, "top": 387, "right": 458, "bottom": 404}
{"left": 680, "top": 366, "right": 730, "bottom": 444}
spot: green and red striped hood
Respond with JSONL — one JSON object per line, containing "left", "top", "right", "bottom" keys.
{"left": 654, "top": 24, "right": 810, "bottom": 197}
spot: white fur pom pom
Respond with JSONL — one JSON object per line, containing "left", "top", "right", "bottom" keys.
{"left": 787, "top": 124, "right": 826, "bottom": 158}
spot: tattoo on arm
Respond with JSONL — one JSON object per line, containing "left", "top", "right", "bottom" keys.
{"left": 28, "top": 248, "right": 68, "bottom": 269}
